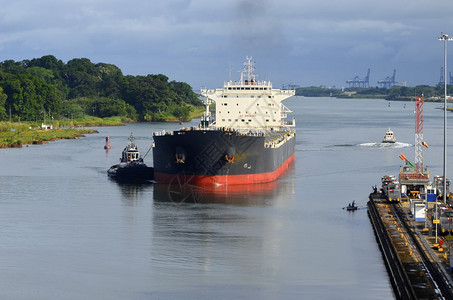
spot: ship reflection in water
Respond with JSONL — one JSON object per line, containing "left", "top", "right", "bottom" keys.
{"left": 150, "top": 171, "right": 295, "bottom": 291}
{"left": 110, "top": 166, "right": 295, "bottom": 206}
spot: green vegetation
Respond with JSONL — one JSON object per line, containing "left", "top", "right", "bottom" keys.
{"left": 0, "top": 121, "right": 97, "bottom": 148}
{"left": 0, "top": 55, "right": 203, "bottom": 123}
{"left": 295, "top": 86, "right": 343, "bottom": 97}
{"left": 296, "top": 85, "right": 453, "bottom": 101}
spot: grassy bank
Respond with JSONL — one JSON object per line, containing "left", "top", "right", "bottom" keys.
{"left": 0, "top": 108, "right": 205, "bottom": 148}
{"left": 148, "top": 105, "right": 205, "bottom": 122}
{"left": 0, "top": 122, "right": 97, "bottom": 148}
{"left": 60, "top": 116, "right": 132, "bottom": 127}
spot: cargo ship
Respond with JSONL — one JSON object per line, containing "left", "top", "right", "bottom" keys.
{"left": 152, "top": 57, "right": 296, "bottom": 185}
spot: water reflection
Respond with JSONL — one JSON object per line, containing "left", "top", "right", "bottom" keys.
{"left": 111, "top": 180, "right": 153, "bottom": 204}
{"left": 150, "top": 176, "right": 295, "bottom": 287}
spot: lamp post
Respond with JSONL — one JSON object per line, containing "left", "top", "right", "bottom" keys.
{"left": 438, "top": 33, "right": 452, "bottom": 244}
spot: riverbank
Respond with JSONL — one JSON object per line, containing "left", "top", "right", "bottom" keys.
{"left": 0, "top": 126, "right": 98, "bottom": 148}
{"left": 0, "top": 108, "right": 205, "bottom": 148}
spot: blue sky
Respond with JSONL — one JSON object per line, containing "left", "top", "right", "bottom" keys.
{"left": 1, "top": 0, "right": 453, "bottom": 90}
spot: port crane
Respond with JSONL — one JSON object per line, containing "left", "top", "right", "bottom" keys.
{"left": 378, "top": 69, "right": 397, "bottom": 88}
{"left": 346, "top": 68, "right": 370, "bottom": 88}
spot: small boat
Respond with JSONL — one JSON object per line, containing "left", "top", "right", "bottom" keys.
{"left": 346, "top": 201, "right": 358, "bottom": 211}
{"left": 107, "top": 133, "right": 154, "bottom": 182}
{"left": 382, "top": 129, "right": 396, "bottom": 143}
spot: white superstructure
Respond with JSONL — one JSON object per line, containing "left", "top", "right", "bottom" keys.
{"left": 382, "top": 129, "right": 396, "bottom": 143}
{"left": 201, "top": 57, "right": 295, "bottom": 131}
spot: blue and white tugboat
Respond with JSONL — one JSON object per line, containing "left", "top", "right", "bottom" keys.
{"left": 108, "top": 133, "right": 154, "bottom": 182}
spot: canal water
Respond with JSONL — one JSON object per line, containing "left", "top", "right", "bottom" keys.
{"left": 0, "top": 96, "right": 449, "bottom": 299}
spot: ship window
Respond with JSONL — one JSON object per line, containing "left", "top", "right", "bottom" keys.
{"left": 266, "top": 119, "right": 269, "bottom": 122}
{"left": 268, "top": 96, "right": 272, "bottom": 98}
{"left": 222, "top": 119, "right": 225, "bottom": 121}
{"left": 235, "top": 119, "right": 238, "bottom": 121}
{"left": 257, "top": 103, "right": 259, "bottom": 106}
{"left": 241, "top": 119, "right": 245, "bottom": 122}
{"left": 248, "top": 119, "right": 251, "bottom": 122}
{"left": 224, "top": 103, "right": 228, "bottom": 106}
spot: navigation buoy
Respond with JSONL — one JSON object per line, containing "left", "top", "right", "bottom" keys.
{"left": 104, "top": 136, "right": 111, "bottom": 149}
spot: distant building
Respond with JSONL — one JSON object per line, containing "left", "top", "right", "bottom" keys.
{"left": 41, "top": 123, "right": 53, "bottom": 130}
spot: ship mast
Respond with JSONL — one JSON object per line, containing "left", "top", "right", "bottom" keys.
{"left": 200, "top": 86, "right": 211, "bottom": 129}
{"left": 240, "top": 56, "right": 256, "bottom": 84}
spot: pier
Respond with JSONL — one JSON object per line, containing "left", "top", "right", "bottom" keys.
{"left": 368, "top": 192, "right": 453, "bottom": 299}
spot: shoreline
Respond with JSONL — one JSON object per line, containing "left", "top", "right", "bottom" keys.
{"left": 0, "top": 128, "right": 98, "bottom": 149}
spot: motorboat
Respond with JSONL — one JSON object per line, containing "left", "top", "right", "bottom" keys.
{"left": 346, "top": 201, "right": 358, "bottom": 211}
{"left": 382, "top": 129, "right": 396, "bottom": 143}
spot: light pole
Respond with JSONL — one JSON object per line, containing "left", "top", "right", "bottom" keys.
{"left": 438, "top": 33, "right": 452, "bottom": 244}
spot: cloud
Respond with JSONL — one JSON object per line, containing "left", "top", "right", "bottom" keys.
{"left": 0, "top": 0, "right": 453, "bottom": 88}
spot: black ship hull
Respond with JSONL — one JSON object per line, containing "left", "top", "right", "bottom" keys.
{"left": 153, "top": 129, "right": 295, "bottom": 185}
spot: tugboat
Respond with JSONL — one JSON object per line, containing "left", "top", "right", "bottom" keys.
{"left": 107, "top": 133, "right": 154, "bottom": 182}
{"left": 382, "top": 129, "right": 396, "bottom": 143}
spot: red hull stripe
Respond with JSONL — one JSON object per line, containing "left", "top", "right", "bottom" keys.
{"left": 155, "top": 153, "right": 295, "bottom": 185}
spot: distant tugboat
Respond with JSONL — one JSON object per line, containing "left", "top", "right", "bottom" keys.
{"left": 382, "top": 129, "right": 396, "bottom": 143}
{"left": 107, "top": 133, "right": 154, "bottom": 182}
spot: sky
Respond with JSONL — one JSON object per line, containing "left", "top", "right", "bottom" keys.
{"left": 1, "top": 0, "right": 453, "bottom": 90}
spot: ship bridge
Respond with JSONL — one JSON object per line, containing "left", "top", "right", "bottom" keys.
{"left": 201, "top": 57, "right": 295, "bottom": 132}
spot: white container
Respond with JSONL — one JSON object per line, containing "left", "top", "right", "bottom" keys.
{"left": 414, "top": 203, "right": 425, "bottom": 222}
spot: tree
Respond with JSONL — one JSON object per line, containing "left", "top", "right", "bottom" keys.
{"left": 0, "top": 86, "right": 7, "bottom": 120}
{"left": 0, "top": 55, "right": 203, "bottom": 122}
